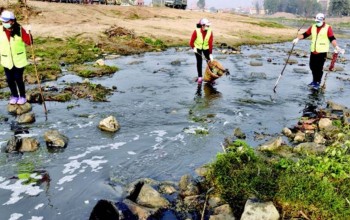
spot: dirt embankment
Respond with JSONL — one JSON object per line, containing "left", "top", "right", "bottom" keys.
{"left": 1, "top": 1, "right": 296, "bottom": 47}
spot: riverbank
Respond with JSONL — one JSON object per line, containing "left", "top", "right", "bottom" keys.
{"left": 0, "top": 2, "right": 301, "bottom": 99}
{"left": 1, "top": 2, "right": 350, "bottom": 220}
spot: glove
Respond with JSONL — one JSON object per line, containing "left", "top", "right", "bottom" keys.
{"left": 292, "top": 38, "right": 299, "bottom": 45}
{"left": 209, "top": 54, "right": 213, "bottom": 62}
{"left": 193, "top": 48, "right": 197, "bottom": 53}
{"left": 335, "top": 46, "right": 345, "bottom": 55}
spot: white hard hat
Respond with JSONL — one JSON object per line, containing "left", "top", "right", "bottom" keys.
{"left": 315, "top": 13, "right": 325, "bottom": 22}
{"left": 0, "top": 10, "right": 15, "bottom": 22}
{"left": 200, "top": 18, "right": 211, "bottom": 26}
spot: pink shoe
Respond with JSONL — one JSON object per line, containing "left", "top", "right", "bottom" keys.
{"left": 197, "top": 77, "right": 203, "bottom": 84}
{"left": 17, "top": 97, "right": 27, "bottom": 105}
{"left": 9, "top": 97, "right": 18, "bottom": 105}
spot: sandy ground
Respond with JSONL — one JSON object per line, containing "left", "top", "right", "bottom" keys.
{"left": 0, "top": 1, "right": 298, "bottom": 46}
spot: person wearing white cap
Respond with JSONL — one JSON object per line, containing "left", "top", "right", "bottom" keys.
{"left": 0, "top": 10, "right": 32, "bottom": 105}
{"left": 292, "top": 13, "right": 344, "bottom": 90}
{"left": 189, "top": 18, "right": 214, "bottom": 84}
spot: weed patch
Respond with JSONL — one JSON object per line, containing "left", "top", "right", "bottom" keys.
{"left": 206, "top": 136, "right": 350, "bottom": 219}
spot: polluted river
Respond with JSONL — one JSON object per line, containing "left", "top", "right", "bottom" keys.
{"left": 1, "top": 40, "right": 350, "bottom": 220}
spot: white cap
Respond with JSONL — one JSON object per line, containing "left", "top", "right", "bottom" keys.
{"left": 315, "top": 13, "right": 325, "bottom": 22}
{"left": 0, "top": 10, "right": 15, "bottom": 22}
{"left": 199, "top": 18, "right": 211, "bottom": 26}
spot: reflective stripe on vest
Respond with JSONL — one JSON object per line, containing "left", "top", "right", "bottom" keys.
{"left": 0, "top": 29, "right": 28, "bottom": 69}
{"left": 194, "top": 28, "right": 212, "bottom": 50}
{"left": 310, "top": 24, "right": 330, "bottom": 53}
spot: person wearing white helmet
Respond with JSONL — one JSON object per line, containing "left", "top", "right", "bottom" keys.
{"left": 189, "top": 18, "right": 214, "bottom": 84}
{"left": 0, "top": 10, "right": 32, "bottom": 105}
{"left": 292, "top": 13, "right": 344, "bottom": 90}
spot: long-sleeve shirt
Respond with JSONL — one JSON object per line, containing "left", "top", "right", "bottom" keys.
{"left": 189, "top": 28, "right": 213, "bottom": 54}
{"left": 3, "top": 26, "right": 33, "bottom": 45}
{"left": 302, "top": 22, "right": 336, "bottom": 42}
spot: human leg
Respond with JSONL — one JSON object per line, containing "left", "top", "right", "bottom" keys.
{"left": 309, "top": 53, "right": 317, "bottom": 84}
{"left": 313, "top": 53, "right": 327, "bottom": 83}
{"left": 203, "top": 50, "right": 210, "bottom": 61}
{"left": 13, "top": 67, "right": 26, "bottom": 98}
{"left": 309, "top": 53, "right": 326, "bottom": 84}
{"left": 4, "top": 67, "right": 19, "bottom": 98}
{"left": 195, "top": 49, "right": 203, "bottom": 78}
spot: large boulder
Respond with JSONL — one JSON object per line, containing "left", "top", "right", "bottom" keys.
{"left": 89, "top": 199, "right": 119, "bottom": 220}
{"left": 179, "top": 174, "right": 200, "bottom": 197}
{"left": 318, "top": 118, "right": 332, "bottom": 130}
{"left": 98, "top": 116, "right": 120, "bottom": 132}
{"left": 6, "top": 136, "right": 39, "bottom": 153}
{"left": 123, "top": 199, "right": 158, "bottom": 220}
{"left": 293, "top": 142, "right": 326, "bottom": 154}
{"left": 136, "top": 184, "right": 170, "bottom": 208}
{"left": 209, "top": 204, "right": 235, "bottom": 220}
{"left": 7, "top": 103, "right": 32, "bottom": 115}
{"left": 16, "top": 112, "right": 35, "bottom": 124}
{"left": 240, "top": 199, "right": 279, "bottom": 220}
{"left": 44, "top": 130, "right": 69, "bottom": 148}
{"left": 258, "top": 137, "right": 282, "bottom": 152}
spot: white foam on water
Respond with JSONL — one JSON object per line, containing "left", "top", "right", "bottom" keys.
{"left": 151, "top": 142, "right": 162, "bottom": 150}
{"left": 29, "top": 216, "right": 43, "bottom": 220}
{"left": 0, "top": 141, "right": 7, "bottom": 147}
{"left": 14, "top": 133, "right": 38, "bottom": 138}
{"left": 34, "top": 203, "right": 44, "bottom": 210}
{"left": 57, "top": 174, "right": 77, "bottom": 185}
{"left": 127, "top": 151, "right": 136, "bottom": 155}
{"left": 155, "top": 137, "right": 163, "bottom": 142}
{"left": 223, "top": 121, "right": 229, "bottom": 126}
{"left": 83, "top": 156, "right": 107, "bottom": 172}
{"left": 30, "top": 173, "right": 42, "bottom": 180}
{"left": 69, "top": 142, "right": 126, "bottom": 160}
{"left": 59, "top": 156, "right": 107, "bottom": 185}
{"left": 77, "top": 121, "right": 93, "bottom": 128}
{"left": 9, "top": 213, "right": 23, "bottom": 220}
{"left": 0, "top": 179, "right": 44, "bottom": 205}
{"left": 0, "top": 176, "right": 5, "bottom": 182}
{"left": 133, "top": 135, "right": 140, "bottom": 141}
{"left": 110, "top": 142, "right": 126, "bottom": 150}
{"left": 151, "top": 130, "right": 167, "bottom": 137}
{"left": 0, "top": 131, "right": 7, "bottom": 135}
{"left": 183, "top": 126, "right": 208, "bottom": 134}
{"left": 167, "top": 133, "right": 185, "bottom": 143}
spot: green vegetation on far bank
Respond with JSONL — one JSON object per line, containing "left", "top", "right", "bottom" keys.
{"left": 206, "top": 120, "right": 350, "bottom": 219}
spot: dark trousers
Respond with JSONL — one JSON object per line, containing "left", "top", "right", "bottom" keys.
{"left": 309, "top": 52, "right": 327, "bottom": 83}
{"left": 4, "top": 66, "right": 26, "bottom": 98}
{"left": 195, "top": 49, "right": 210, "bottom": 77}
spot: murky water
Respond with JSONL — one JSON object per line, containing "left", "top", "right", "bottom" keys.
{"left": 1, "top": 40, "right": 350, "bottom": 220}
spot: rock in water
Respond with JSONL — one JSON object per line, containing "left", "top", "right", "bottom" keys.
{"left": 99, "top": 116, "right": 120, "bottom": 132}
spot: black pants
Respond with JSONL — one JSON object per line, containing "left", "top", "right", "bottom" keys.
{"left": 195, "top": 49, "right": 210, "bottom": 77}
{"left": 309, "top": 52, "right": 327, "bottom": 83}
{"left": 4, "top": 66, "right": 26, "bottom": 98}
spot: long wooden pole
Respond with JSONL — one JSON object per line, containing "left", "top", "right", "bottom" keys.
{"left": 24, "top": 5, "right": 48, "bottom": 117}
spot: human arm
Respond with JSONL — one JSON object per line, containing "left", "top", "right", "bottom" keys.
{"left": 21, "top": 26, "right": 33, "bottom": 46}
{"left": 328, "top": 26, "right": 344, "bottom": 54}
{"left": 189, "top": 30, "right": 197, "bottom": 49}
{"left": 293, "top": 26, "right": 311, "bottom": 44}
{"left": 208, "top": 31, "right": 213, "bottom": 54}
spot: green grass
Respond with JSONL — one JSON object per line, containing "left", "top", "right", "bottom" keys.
{"left": 206, "top": 136, "right": 350, "bottom": 219}
{"left": 241, "top": 20, "right": 285, "bottom": 28}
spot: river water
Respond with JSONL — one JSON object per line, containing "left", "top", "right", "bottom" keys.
{"left": 0, "top": 40, "right": 350, "bottom": 220}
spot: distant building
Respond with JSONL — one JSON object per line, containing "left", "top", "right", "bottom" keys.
{"left": 135, "top": 0, "right": 144, "bottom": 5}
{"left": 152, "top": 0, "right": 164, "bottom": 7}
{"left": 249, "top": 7, "right": 265, "bottom": 15}
{"left": 318, "top": 0, "right": 329, "bottom": 14}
